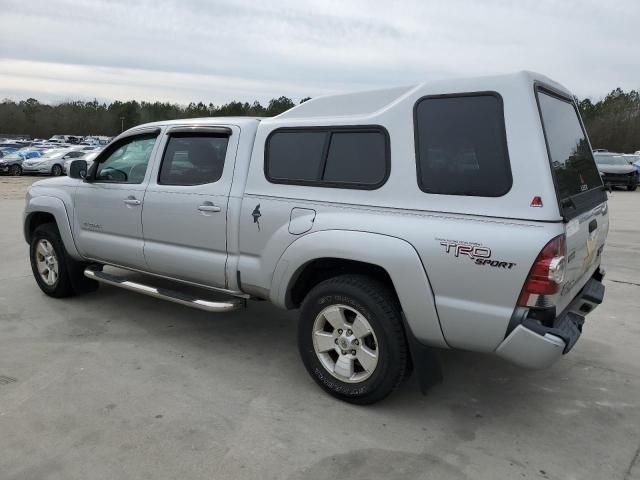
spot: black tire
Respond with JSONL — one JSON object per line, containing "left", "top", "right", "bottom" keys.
{"left": 298, "top": 274, "right": 408, "bottom": 404}
{"left": 51, "top": 164, "right": 63, "bottom": 176}
{"left": 29, "top": 223, "right": 99, "bottom": 298}
{"left": 10, "top": 164, "right": 22, "bottom": 176}
{"left": 627, "top": 185, "right": 637, "bottom": 191}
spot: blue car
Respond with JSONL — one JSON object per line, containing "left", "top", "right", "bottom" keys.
{"left": 0, "top": 149, "right": 42, "bottom": 176}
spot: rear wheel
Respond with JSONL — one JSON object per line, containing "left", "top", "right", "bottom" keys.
{"left": 51, "top": 164, "right": 63, "bottom": 176}
{"left": 9, "top": 164, "right": 22, "bottom": 176}
{"left": 298, "top": 274, "right": 408, "bottom": 404}
{"left": 627, "top": 185, "right": 637, "bottom": 191}
{"left": 29, "top": 223, "right": 98, "bottom": 297}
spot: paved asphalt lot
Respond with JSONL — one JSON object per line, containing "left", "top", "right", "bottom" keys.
{"left": 1, "top": 176, "right": 639, "bottom": 480}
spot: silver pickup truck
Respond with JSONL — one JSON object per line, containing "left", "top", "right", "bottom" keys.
{"left": 23, "top": 71, "right": 608, "bottom": 404}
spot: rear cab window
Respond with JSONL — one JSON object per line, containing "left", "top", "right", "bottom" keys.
{"left": 535, "top": 86, "right": 606, "bottom": 219}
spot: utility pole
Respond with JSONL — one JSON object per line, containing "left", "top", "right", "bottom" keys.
{"left": 120, "top": 116, "right": 125, "bottom": 132}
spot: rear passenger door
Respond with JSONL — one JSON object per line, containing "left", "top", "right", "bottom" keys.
{"left": 142, "top": 126, "right": 238, "bottom": 288}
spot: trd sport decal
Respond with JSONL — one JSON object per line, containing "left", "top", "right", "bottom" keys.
{"left": 437, "top": 239, "right": 516, "bottom": 269}
{"left": 251, "top": 204, "right": 262, "bottom": 231}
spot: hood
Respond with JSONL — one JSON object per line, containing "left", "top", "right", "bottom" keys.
{"left": 32, "top": 176, "right": 78, "bottom": 188}
{"left": 597, "top": 164, "right": 636, "bottom": 174}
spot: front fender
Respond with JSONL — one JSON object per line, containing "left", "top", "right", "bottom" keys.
{"left": 271, "top": 230, "right": 448, "bottom": 348}
{"left": 24, "top": 195, "right": 82, "bottom": 260}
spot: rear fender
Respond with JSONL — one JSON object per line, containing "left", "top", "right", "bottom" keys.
{"left": 272, "top": 230, "right": 448, "bottom": 349}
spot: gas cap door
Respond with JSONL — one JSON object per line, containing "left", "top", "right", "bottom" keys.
{"left": 289, "top": 208, "right": 316, "bottom": 235}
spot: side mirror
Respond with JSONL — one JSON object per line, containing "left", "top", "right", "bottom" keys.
{"left": 69, "top": 159, "right": 88, "bottom": 179}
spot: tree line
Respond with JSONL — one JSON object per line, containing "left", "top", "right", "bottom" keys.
{"left": 0, "top": 96, "right": 309, "bottom": 139}
{"left": 1, "top": 88, "right": 639, "bottom": 153}
{"left": 577, "top": 88, "right": 640, "bottom": 153}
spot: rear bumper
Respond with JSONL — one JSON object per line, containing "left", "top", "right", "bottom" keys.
{"left": 496, "top": 269, "right": 605, "bottom": 369}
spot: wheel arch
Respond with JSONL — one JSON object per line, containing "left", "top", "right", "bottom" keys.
{"left": 24, "top": 196, "right": 82, "bottom": 260}
{"left": 271, "top": 230, "right": 447, "bottom": 348}
{"left": 287, "top": 257, "right": 396, "bottom": 309}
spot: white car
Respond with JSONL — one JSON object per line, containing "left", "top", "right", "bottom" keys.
{"left": 22, "top": 149, "right": 84, "bottom": 176}
{"left": 63, "top": 150, "right": 100, "bottom": 175}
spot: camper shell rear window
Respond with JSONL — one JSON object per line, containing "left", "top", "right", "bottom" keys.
{"left": 535, "top": 85, "right": 606, "bottom": 219}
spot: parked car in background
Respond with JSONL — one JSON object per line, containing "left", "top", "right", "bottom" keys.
{"left": 0, "top": 146, "right": 20, "bottom": 155}
{"left": 0, "top": 149, "right": 43, "bottom": 175}
{"left": 593, "top": 153, "right": 639, "bottom": 190}
{"left": 0, "top": 142, "right": 23, "bottom": 150}
{"left": 63, "top": 150, "right": 100, "bottom": 175}
{"left": 623, "top": 154, "right": 640, "bottom": 174}
{"left": 22, "top": 149, "right": 73, "bottom": 176}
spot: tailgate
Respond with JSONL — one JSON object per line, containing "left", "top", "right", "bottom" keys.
{"left": 535, "top": 85, "right": 608, "bottom": 310}
{"left": 557, "top": 203, "right": 608, "bottom": 312}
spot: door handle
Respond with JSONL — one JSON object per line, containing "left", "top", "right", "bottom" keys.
{"left": 123, "top": 197, "right": 141, "bottom": 206}
{"left": 198, "top": 203, "right": 221, "bottom": 213}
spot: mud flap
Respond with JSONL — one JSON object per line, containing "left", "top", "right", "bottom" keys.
{"left": 402, "top": 315, "right": 443, "bottom": 394}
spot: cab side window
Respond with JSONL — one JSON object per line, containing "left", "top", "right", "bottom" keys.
{"left": 158, "top": 133, "right": 229, "bottom": 186}
{"left": 94, "top": 134, "right": 157, "bottom": 184}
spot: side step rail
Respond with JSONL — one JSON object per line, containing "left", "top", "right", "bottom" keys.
{"left": 84, "top": 267, "right": 245, "bottom": 313}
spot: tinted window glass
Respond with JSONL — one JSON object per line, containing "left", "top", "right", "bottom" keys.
{"left": 323, "top": 131, "right": 387, "bottom": 185}
{"left": 159, "top": 134, "right": 229, "bottom": 185}
{"left": 537, "top": 91, "right": 603, "bottom": 198}
{"left": 266, "top": 128, "right": 389, "bottom": 188}
{"left": 95, "top": 134, "right": 157, "bottom": 184}
{"left": 267, "top": 131, "right": 327, "bottom": 182}
{"left": 415, "top": 94, "right": 511, "bottom": 196}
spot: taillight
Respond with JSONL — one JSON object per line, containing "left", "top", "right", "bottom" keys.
{"left": 517, "top": 235, "right": 566, "bottom": 307}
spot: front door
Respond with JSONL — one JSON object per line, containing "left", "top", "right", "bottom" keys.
{"left": 142, "top": 126, "right": 238, "bottom": 288}
{"left": 74, "top": 131, "right": 160, "bottom": 270}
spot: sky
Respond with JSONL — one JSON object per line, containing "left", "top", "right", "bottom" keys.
{"left": 0, "top": 0, "right": 638, "bottom": 105}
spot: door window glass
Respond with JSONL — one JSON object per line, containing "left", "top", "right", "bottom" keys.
{"left": 94, "top": 134, "right": 157, "bottom": 184}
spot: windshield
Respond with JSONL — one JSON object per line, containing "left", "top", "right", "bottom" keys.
{"left": 594, "top": 155, "right": 632, "bottom": 166}
{"left": 537, "top": 90, "right": 602, "bottom": 199}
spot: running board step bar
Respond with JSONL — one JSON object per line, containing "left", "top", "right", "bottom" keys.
{"left": 84, "top": 267, "right": 245, "bottom": 313}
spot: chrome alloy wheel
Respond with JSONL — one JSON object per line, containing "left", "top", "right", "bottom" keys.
{"left": 35, "top": 239, "right": 59, "bottom": 286}
{"left": 312, "top": 304, "right": 379, "bottom": 383}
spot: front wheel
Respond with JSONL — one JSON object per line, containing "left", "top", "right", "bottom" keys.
{"left": 298, "top": 274, "right": 409, "bottom": 404}
{"left": 51, "top": 164, "right": 63, "bottom": 176}
{"left": 627, "top": 185, "right": 637, "bottom": 191}
{"left": 29, "top": 223, "right": 99, "bottom": 297}
{"left": 9, "top": 164, "right": 22, "bottom": 176}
